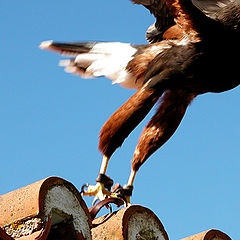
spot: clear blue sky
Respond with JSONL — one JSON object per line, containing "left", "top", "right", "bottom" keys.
{"left": 1, "top": 1, "right": 239, "bottom": 239}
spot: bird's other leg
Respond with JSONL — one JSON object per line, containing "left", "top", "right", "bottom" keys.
{"left": 123, "top": 90, "right": 196, "bottom": 203}
{"left": 96, "top": 84, "right": 163, "bottom": 204}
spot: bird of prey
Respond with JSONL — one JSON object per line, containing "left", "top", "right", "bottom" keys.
{"left": 40, "top": 0, "right": 240, "bottom": 205}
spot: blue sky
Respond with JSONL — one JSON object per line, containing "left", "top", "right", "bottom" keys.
{"left": 1, "top": 1, "right": 239, "bottom": 239}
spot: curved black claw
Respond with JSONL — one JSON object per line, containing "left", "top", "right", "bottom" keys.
{"left": 92, "top": 196, "right": 100, "bottom": 206}
{"left": 80, "top": 183, "right": 89, "bottom": 195}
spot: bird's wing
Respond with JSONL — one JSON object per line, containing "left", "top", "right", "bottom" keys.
{"left": 192, "top": 0, "right": 235, "bottom": 19}
{"left": 131, "top": 0, "right": 236, "bottom": 42}
{"left": 131, "top": 0, "right": 175, "bottom": 42}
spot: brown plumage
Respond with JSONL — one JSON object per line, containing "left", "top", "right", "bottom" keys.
{"left": 132, "top": 90, "right": 196, "bottom": 171}
{"left": 99, "top": 82, "right": 161, "bottom": 159}
{"left": 40, "top": 0, "right": 240, "bottom": 202}
{"left": 162, "top": 25, "right": 184, "bottom": 40}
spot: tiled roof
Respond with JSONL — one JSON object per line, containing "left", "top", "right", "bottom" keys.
{"left": 0, "top": 177, "right": 91, "bottom": 240}
{"left": 91, "top": 205, "right": 169, "bottom": 240}
{"left": 0, "top": 177, "right": 232, "bottom": 240}
{"left": 180, "top": 229, "right": 231, "bottom": 240}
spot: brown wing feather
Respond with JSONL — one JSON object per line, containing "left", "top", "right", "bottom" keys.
{"left": 131, "top": 0, "right": 176, "bottom": 42}
{"left": 131, "top": 0, "right": 222, "bottom": 42}
{"left": 162, "top": 24, "right": 184, "bottom": 39}
{"left": 166, "top": 0, "right": 203, "bottom": 40}
{"left": 126, "top": 41, "right": 172, "bottom": 82}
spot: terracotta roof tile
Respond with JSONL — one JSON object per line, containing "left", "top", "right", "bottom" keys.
{"left": 180, "top": 229, "right": 231, "bottom": 240}
{"left": 91, "top": 205, "right": 169, "bottom": 240}
{"left": 0, "top": 177, "right": 233, "bottom": 240}
{"left": 0, "top": 177, "right": 91, "bottom": 240}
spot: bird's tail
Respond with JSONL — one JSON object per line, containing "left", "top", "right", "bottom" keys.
{"left": 39, "top": 40, "right": 142, "bottom": 89}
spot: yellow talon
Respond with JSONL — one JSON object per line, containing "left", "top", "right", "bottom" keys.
{"left": 82, "top": 182, "right": 111, "bottom": 201}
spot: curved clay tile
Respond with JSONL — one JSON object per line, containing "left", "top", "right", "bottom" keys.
{"left": 180, "top": 229, "right": 232, "bottom": 240}
{"left": 0, "top": 177, "right": 92, "bottom": 240}
{"left": 91, "top": 204, "right": 169, "bottom": 240}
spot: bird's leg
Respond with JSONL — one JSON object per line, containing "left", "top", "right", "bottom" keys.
{"left": 99, "top": 155, "right": 109, "bottom": 175}
{"left": 81, "top": 155, "right": 113, "bottom": 203}
{"left": 127, "top": 169, "right": 136, "bottom": 186}
{"left": 95, "top": 155, "right": 114, "bottom": 193}
{"left": 123, "top": 169, "right": 136, "bottom": 205}
{"left": 116, "top": 90, "right": 196, "bottom": 205}
{"left": 85, "top": 84, "right": 160, "bottom": 205}
{"left": 83, "top": 85, "right": 161, "bottom": 204}
{"left": 98, "top": 85, "right": 160, "bottom": 164}
{"left": 111, "top": 169, "right": 136, "bottom": 206}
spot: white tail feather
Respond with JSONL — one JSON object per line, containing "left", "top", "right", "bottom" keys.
{"left": 61, "top": 42, "right": 140, "bottom": 89}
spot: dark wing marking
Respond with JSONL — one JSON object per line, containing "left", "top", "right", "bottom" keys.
{"left": 131, "top": 0, "right": 237, "bottom": 42}
{"left": 193, "top": 0, "right": 240, "bottom": 31}
{"left": 192, "top": 0, "right": 235, "bottom": 19}
{"left": 131, "top": 0, "right": 175, "bottom": 42}
{"left": 143, "top": 43, "right": 205, "bottom": 91}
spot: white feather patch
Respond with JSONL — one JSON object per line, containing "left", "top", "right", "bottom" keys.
{"left": 75, "top": 42, "right": 139, "bottom": 89}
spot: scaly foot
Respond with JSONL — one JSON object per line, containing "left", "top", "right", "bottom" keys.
{"left": 81, "top": 174, "right": 114, "bottom": 204}
{"left": 81, "top": 182, "right": 111, "bottom": 201}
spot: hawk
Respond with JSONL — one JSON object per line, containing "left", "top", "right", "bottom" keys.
{"left": 40, "top": 0, "right": 240, "bottom": 205}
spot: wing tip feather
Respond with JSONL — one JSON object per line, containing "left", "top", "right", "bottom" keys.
{"left": 39, "top": 40, "right": 53, "bottom": 50}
